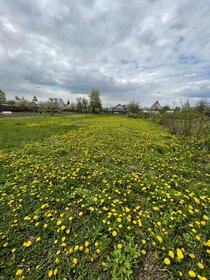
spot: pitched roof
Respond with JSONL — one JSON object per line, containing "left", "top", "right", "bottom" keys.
{"left": 150, "top": 100, "right": 161, "bottom": 110}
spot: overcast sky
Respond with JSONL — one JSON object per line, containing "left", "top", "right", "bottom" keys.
{"left": 0, "top": 0, "right": 210, "bottom": 107}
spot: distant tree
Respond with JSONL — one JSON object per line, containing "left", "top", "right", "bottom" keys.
{"left": 0, "top": 89, "right": 6, "bottom": 104}
{"left": 6, "top": 100, "right": 16, "bottom": 105}
{"left": 67, "top": 100, "right": 70, "bottom": 105}
{"left": 88, "top": 88, "right": 102, "bottom": 113}
{"left": 32, "top": 96, "right": 38, "bottom": 102}
{"left": 15, "top": 96, "right": 21, "bottom": 101}
{"left": 127, "top": 101, "right": 140, "bottom": 115}
{"left": 16, "top": 99, "right": 33, "bottom": 111}
{"left": 196, "top": 99, "right": 209, "bottom": 114}
{"left": 76, "top": 97, "right": 83, "bottom": 113}
{"left": 69, "top": 102, "right": 75, "bottom": 112}
{"left": 160, "top": 105, "right": 171, "bottom": 114}
{"left": 42, "top": 102, "right": 62, "bottom": 115}
{"left": 81, "top": 97, "right": 88, "bottom": 112}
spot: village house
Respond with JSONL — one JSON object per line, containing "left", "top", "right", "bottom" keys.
{"left": 150, "top": 100, "right": 162, "bottom": 111}
{"left": 111, "top": 104, "right": 128, "bottom": 114}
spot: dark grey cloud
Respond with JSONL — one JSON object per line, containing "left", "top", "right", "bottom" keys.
{"left": 0, "top": 0, "right": 210, "bottom": 106}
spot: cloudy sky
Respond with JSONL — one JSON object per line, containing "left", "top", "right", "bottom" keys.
{"left": 0, "top": 0, "right": 210, "bottom": 107}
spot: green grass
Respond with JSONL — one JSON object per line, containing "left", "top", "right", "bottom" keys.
{"left": 0, "top": 114, "right": 96, "bottom": 150}
{"left": 0, "top": 115, "right": 209, "bottom": 280}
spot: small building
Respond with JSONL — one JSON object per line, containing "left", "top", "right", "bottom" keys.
{"left": 150, "top": 100, "right": 162, "bottom": 111}
{"left": 111, "top": 104, "right": 128, "bottom": 114}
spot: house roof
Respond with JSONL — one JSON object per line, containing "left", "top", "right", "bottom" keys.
{"left": 112, "top": 104, "right": 127, "bottom": 109}
{"left": 150, "top": 100, "right": 161, "bottom": 110}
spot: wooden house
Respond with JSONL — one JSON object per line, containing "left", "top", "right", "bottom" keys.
{"left": 111, "top": 104, "right": 128, "bottom": 114}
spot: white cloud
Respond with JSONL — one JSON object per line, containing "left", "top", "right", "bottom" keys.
{"left": 0, "top": 0, "right": 210, "bottom": 107}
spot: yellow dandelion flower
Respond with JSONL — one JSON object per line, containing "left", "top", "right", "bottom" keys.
{"left": 197, "top": 262, "right": 204, "bottom": 269}
{"left": 177, "top": 248, "right": 184, "bottom": 260}
{"left": 72, "top": 258, "right": 78, "bottom": 265}
{"left": 164, "top": 258, "right": 171, "bottom": 265}
{"left": 74, "top": 245, "right": 79, "bottom": 251}
{"left": 188, "top": 270, "right": 196, "bottom": 278}
{"left": 141, "top": 249, "right": 146, "bottom": 255}
{"left": 23, "top": 241, "right": 32, "bottom": 247}
{"left": 156, "top": 236, "right": 163, "bottom": 243}
{"left": 16, "top": 269, "right": 23, "bottom": 276}
{"left": 53, "top": 268, "right": 58, "bottom": 276}
{"left": 203, "top": 215, "right": 208, "bottom": 221}
{"left": 112, "top": 231, "right": 117, "bottom": 237}
{"left": 196, "top": 235, "right": 201, "bottom": 241}
{"left": 85, "top": 241, "right": 89, "bottom": 247}
{"left": 117, "top": 243, "right": 123, "bottom": 249}
{"left": 198, "top": 276, "right": 207, "bottom": 280}
{"left": 61, "top": 225, "right": 66, "bottom": 230}
{"left": 168, "top": 250, "right": 174, "bottom": 258}
{"left": 57, "top": 220, "right": 62, "bottom": 225}
{"left": 55, "top": 258, "right": 60, "bottom": 264}
{"left": 78, "top": 212, "right": 83, "bottom": 216}
{"left": 48, "top": 270, "right": 53, "bottom": 277}
{"left": 189, "top": 253, "right": 195, "bottom": 259}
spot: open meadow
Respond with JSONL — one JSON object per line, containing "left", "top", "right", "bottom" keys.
{"left": 0, "top": 115, "right": 209, "bottom": 280}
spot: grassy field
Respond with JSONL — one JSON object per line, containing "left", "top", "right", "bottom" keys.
{"left": 0, "top": 115, "right": 209, "bottom": 280}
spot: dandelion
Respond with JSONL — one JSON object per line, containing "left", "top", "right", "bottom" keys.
{"left": 197, "top": 276, "right": 207, "bottom": 280}
{"left": 72, "top": 258, "right": 78, "bottom": 265}
{"left": 189, "top": 253, "right": 195, "bottom": 259}
{"left": 16, "top": 269, "right": 23, "bottom": 276}
{"left": 48, "top": 270, "right": 53, "bottom": 277}
{"left": 168, "top": 250, "right": 174, "bottom": 258}
{"left": 141, "top": 249, "right": 146, "bottom": 255}
{"left": 177, "top": 248, "right": 184, "bottom": 260}
{"left": 188, "top": 270, "right": 196, "bottom": 278}
{"left": 54, "top": 268, "right": 58, "bottom": 276}
{"left": 85, "top": 241, "right": 90, "bottom": 247}
{"left": 203, "top": 215, "right": 208, "bottom": 221}
{"left": 23, "top": 241, "right": 32, "bottom": 247}
{"left": 156, "top": 236, "right": 163, "bottom": 243}
{"left": 117, "top": 243, "right": 123, "bottom": 249}
{"left": 164, "top": 258, "right": 171, "bottom": 265}
{"left": 197, "top": 262, "right": 204, "bottom": 269}
{"left": 112, "top": 231, "right": 117, "bottom": 237}
{"left": 57, "top": 220, "right": 62, "bottom": 225}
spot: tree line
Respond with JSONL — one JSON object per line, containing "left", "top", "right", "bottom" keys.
{"left": 0, "top": 88, "right": 103, "bottom": 114}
